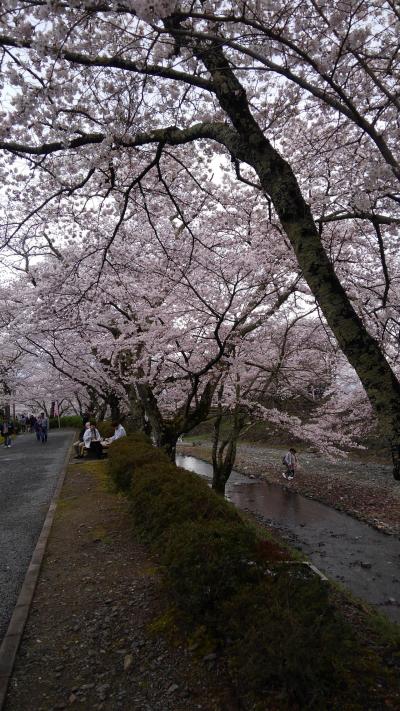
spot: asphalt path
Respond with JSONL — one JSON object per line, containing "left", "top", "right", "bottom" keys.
{"left": 0, "top": 429, "right": 74, "bottom": 641}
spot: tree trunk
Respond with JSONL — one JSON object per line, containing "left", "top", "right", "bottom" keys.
{"left": 106, "top": 392, "right": 121, "bottom": 422}
{"left": 126, "top": 383, "right": 147, "bottom": 432}
{"left": 391, "top": 445, "right": 400, "bottom": 481}
{"left": 212, "top": 401, "right": 224, "bottom": 493}
{"left": 212, "top": 468, "right": 229, "bottom": 496}
{"left": 159, "top": 430, "right": 178, "bottom": 462}
{"left": 211, "top": 439, "right": 237, "bottom": 496}
{"left": 211, "top": 386, "right": 242, "bottom": 495}
{"left": 97, "top": 401, "right": 107, "bottom": 421}
{"left": 135, "top": 382, "right": 166, "bottom": 443}
{"left": 137, "top": 377, "right": 220, "bottom": 464}
{"left": 199, "top": 43, "right": 400, "bottom": 477}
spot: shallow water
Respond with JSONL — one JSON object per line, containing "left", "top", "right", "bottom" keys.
{"left": 176, "top": 454, "right": 400, "bottom": 624}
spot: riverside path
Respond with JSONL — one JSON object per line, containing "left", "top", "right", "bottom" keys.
{"left": 0, "top": 429, "right": 74, "bottom": 641}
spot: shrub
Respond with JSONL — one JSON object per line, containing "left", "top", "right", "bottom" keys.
{"left": 107, "top": 429, "right": 390, "bottom": 710}
{"left": 49, "top": 415, "right": 82, "bottom": 429}
{"left": 223, "top": 566, "right": 368, "bottom": 709}
{"left": 130, "top": 464, "right": 240, "bottom": 541}
{"left": 161, "top": 519, "right": 259, "bottom": 623}
{"left": 107, "top": 432, "right": 169, "bottom": 492}
{"left": 48, "top": 417, "right": 119, "bottom": 433}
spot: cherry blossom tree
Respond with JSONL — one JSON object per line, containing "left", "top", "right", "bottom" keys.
{"left": 0, "top": 0, "right": 400, "bottom": 475}
{"left": 208, "top": 311, "right": 351, "bottom": 493}
{"left": 0, "top": 177, "right": 376, "bottom": 490}
{"left": 2, "top": 180, "right": 304, "bottom": 458}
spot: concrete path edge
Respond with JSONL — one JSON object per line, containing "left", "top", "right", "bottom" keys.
{"left": 0, "top": 431, "right": 75, "bottom": 710}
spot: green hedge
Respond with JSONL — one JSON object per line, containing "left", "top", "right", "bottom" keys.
{"left": 130, "top": 464, "right": 240, "bottom": 541}
{"left": 48, "top": 417, "right": 115, "bottom": 436}
{"left": 162, "top": 519, "right": 259, "bottom": 623}
{"left": 223, "top": 569, "right": 366, "bottom": 709}
{"left": 107, "top": 432, "right": 167, "bottom": 492}
{"left": 49, "top": 415, "right": 82, "bottom": 429}
{"left": 107, "top": 435, "right": 386, "bottom": 709}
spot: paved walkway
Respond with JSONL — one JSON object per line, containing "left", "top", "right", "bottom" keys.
{"left": 0, "top": 430, "right": 74, "bottom": 641}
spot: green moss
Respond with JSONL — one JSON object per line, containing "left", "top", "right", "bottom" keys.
{"left": 187, "top": 625, "right": 217, "bottom": 657}
{"left": 147, "top": 607, "right": 179, "bottom": 640}
{"left": 137, "top": 564, "right": 159, "bottom": 577}
{"left": 55, "top": 496, "right": 78, "bottom": 518}
{"left": 223, "top": 568, "right": 383, "bottom": 710}
{"left": 83, "top": 459, "right": 109, "bottom": 489}
{"left": 90, "top": 525, "right": 111, "bottom": 544}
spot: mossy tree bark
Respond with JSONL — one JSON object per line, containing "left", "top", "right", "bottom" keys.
{"left": 136, "top": 376, "right": 220, "bottom": 462}
{"left": 194, "top": 42, "right": 400, "bottom": 479}
{"left": 126, "top": 383, "right": 148, "bottom": 433}
{"left": 211, "top": 383, "right": 248, "bottom": 496}
{"left": 107, "top": 392, "right": 121, "bottom": 422}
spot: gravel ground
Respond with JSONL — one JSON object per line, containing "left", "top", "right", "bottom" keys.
{"left": 178, "top": 441, "right": 400, "bottom": 537}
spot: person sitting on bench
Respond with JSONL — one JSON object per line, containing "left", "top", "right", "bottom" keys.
{"left": 83, "top": 421, "right": 103, "bottom": 458}
{"left": 74, "top": 422, "right": 90, "bottom": 457}
{"left": 101, "top": 421, "right": 127, "bottom": 448}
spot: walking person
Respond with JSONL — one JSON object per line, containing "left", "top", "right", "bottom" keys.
{"left": 1, "top": 419, "right": 12, "bottom": 448}
{"left": 36, "top": 412, "right": 49, "bottom": 443}
{"left": 282, "top": 447, "right": 298, "bottom": 480}
{"left": 34, "top": 417, "right": 41, "bottom": 441}
{"left": 39, "top": 412, "right": 49, "bottom": 444}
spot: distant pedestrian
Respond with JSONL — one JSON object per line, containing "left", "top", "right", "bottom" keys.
{"left": 282, "top": 448, "right": 298, "bottom": 480}
{"left": 1, "top": 419, "right": 12, "bottom": 447}
{"left": 34, "top": 418, "right": 41, "bottom": 441}
{"left": 36, "top": 413, "right": 49, "bottom": 444}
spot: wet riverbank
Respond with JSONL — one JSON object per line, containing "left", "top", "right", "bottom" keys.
{"left": 176, "top": 453, "right": 400, "bottom": 625}
{"left": 177, "top": 441, "right": 400, "bottom": 537}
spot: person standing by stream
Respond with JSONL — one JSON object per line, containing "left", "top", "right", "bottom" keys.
{"left": 282, "top": 448, "right": 298, "bottom": 480}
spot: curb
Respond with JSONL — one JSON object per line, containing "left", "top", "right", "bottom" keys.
{"left": 0, "top": 432, "right": 75, "bottom": 711}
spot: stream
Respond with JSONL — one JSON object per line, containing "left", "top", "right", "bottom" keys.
{"left": 176, "top": 454, "right": 400, "bottom": 625}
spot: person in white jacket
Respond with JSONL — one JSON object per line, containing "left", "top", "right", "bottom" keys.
{"left": 101, "top": 421, "right": 127, "bottom": 449}
{"left": 83, "top": 422, "right": 103, "bottom": 458}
